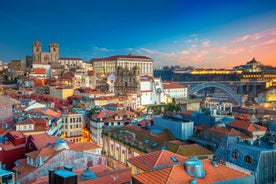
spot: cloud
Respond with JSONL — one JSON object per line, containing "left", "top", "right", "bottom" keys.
{"left": 202, "top": 40, "right": 210, "bottom": 47}
{"left": 137, "top": 27, "right": 276, "bottom": 68}
{"left": 92, "top": 46, "right": 112, "bottom": 52}
{"left": 233, "top": 27, "right": 276, "bottom": 43}
{"left": 137, "top": 48, "right": 175, "bottom": 57}
{"left": 233, "top": 35, "right": 249, "bottom": 43}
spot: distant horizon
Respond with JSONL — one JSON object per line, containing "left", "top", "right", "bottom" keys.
{"left": 1, "top": 0, "right": 276, "bottom": 68}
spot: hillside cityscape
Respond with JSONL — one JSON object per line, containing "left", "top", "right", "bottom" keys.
{"left": 0, "top": 40, "right": 275, "bottom": 184}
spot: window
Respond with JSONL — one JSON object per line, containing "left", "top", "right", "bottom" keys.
{"left": 245, "top": 156, "right": 253, "bottom": 164}
{"left": 29, "top": 143, "right": 33, "bottom": 149}
{"left": 171, "top": 156, "right": 178, "bottom": 162}
{"left": 232, "top": 151, "right": 238, "bottom": 159}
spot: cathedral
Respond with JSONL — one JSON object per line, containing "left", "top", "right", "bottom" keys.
{"left": 32, "top": 40, "right": 59, "bottom": 63}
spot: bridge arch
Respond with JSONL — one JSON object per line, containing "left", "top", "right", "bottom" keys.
{"left": 189, "top": 83, "right": 242, "bottom": 105}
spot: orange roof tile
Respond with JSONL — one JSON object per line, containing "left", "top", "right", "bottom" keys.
{"left": 178, "top": 110, "right": 196, "bottom": 115}
{"left": 29, "top": 133, "right": 59, "bottom": 150}
{"left": 228, "top": 120, "right": 267, "bottom": 133}
{"left": 133, "top": 159, "right": 251, "bottom": 184}
{"left": 194, "top": 124, "right": 212, "bottom": 131}
{"left": 42, "top": 109, "right": 61, "bottom": 118}
{"left": 163, "top": 82, "right": 187, "bottom": 89}
{"left": 17, "top": 118, "right": 48, "bottom": 125}
{"left": 92, "top": 110, "right": 115, "bottom": 119}
{"left": 127, "top": 150, "right": 188, "bottom": 171}
{"left": 69, "top": 142, "right": 100, "bottom": 152}
{"left": 26, "top": 147, "right": 56, "bottom": 159}
{"left": 33, "top": 68, "right": 46, "bottom": 74}
{"left": 8, "top": 130, "right": 25, "bottom": 139}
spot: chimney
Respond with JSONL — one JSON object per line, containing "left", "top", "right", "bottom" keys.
{"left": 48, "top": 168, "right": 55, "bottom": 184}
{"left": 64, "top": 165, "right": 73, "bottom": 171}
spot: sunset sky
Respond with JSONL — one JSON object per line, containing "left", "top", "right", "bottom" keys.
{"left": 0, "top": 0, "right": 276, "bottom": 68}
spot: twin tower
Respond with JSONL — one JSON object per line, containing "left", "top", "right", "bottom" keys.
{"left": 32, "top": 40, "right": 59, "bottom": 63}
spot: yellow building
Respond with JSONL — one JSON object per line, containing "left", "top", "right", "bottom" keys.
{"left": 49, "top": 85, "right": 74, "bottom": 100}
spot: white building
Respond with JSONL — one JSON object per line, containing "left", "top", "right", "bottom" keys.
{"left": 107, "top": 74, "right": 115, "bottom": 93}
{"left": 140, "top": 76, "right": 167, "bottom": 106}
{"left": 163, "top": 81, "right": 188, "bottom": 101}
{"left": 58, "top": 58, "right": 83, "bottom": 68}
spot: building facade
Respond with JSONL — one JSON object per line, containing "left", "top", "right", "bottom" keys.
{"left": 0, "top": 95, "right": 13, "bottom": 128}
{"left": 91, "top": 54, "right": 153, "bottom": 77}
{"left": 61, "top": 112, "right": 84, "bottom": 143}
{"left": 114, "top": 66, "right": 140, "bottom": 95}
{"left": 32, "top": 40, "right": 59, "bottom": 63}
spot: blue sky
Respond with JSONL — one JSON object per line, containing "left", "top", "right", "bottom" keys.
{"left": 1, "top": 0, "right": 276, "bottom": 68}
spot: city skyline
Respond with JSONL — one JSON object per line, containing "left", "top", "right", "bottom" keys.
{"left": 1, "top": 0, "right": 276, "bottom": 68}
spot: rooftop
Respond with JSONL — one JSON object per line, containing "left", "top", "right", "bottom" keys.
{"left": 127, "top": 150, "right": 188, "bottom": 171}
{"left": 132, "top": 159, "right": 252, "bottom": 184}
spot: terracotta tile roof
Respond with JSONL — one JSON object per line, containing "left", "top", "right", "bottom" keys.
{"left": 116, "top": 109, "right": 136, "bottom": 116}
{"left": 32, "top": 78, "right": 43, "bottom": 86}
{"left": 176, "top": 144, "right": 213, "bottom": 157}
{"left": 33, "top": 68, "right": 46, "bottom": 74}
{"left": 127, "top": 150, "right": 188, "bottom": 171}
{"left": 17, "top": 118, "right": 48, "bottom": 125}
{"left": 227, "top": 120, "right": 267, "bottom": 133}
{"left": 163, "top": 82, "right": 187, "bottom": 89}
{"left": 132, "top": 159, "right": 251, "bottom": 184}
{"left": 194, "top": 124, "right": 212, "bottom": 131}
{"left": 28, "top": 133, "right": 59, "bottom": 150}
{"left": 25, "top": 147, "right": 56, "bottom": 159}
{"left": 13, "top": 158, "right": 36, "bottom": 179}
{"left": 8, "top": 130, "right": 25, "bottom": 139}
{"left": 178, "top": 110, "right": 196, "bottom": 115}
{"left": 138, "top": 120, "right": 151, "bottom": 127}
{"left": 69, "top": 142, "right": 100, "bottom": 152}
{"left": 206, "top": 127, "right": 242, "bottom": 136}
{"left": 0, "top": 141, "right": 25, "bottom": 151}
{"left": 42, "top": 109, "right": 61, "bottom": 118}
{"left": 92, "top": 110, "right": 115, "bottom": 119}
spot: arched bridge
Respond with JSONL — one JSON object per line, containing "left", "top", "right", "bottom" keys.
{"left": 189, "top": 82, "right": 242, "bottom": 105}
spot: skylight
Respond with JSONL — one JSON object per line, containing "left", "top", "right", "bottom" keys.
{"left": 171, "top": 156, "right": 178, "bottom": 162}
{"left": 144, "top": 139, "right": 150, "bottom": 144}
{"left": 151, "top": 142, "right": 158, "bottom": 147}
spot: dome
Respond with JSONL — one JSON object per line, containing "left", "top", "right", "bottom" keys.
{"left": 184, "top": 157, "right": 205, "bottom": 178}
{"left": 81, "top": 168, "right": 97, "bottom": 181}
{"left": 53, "top": 139, "right": 69, "bottom": 151}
